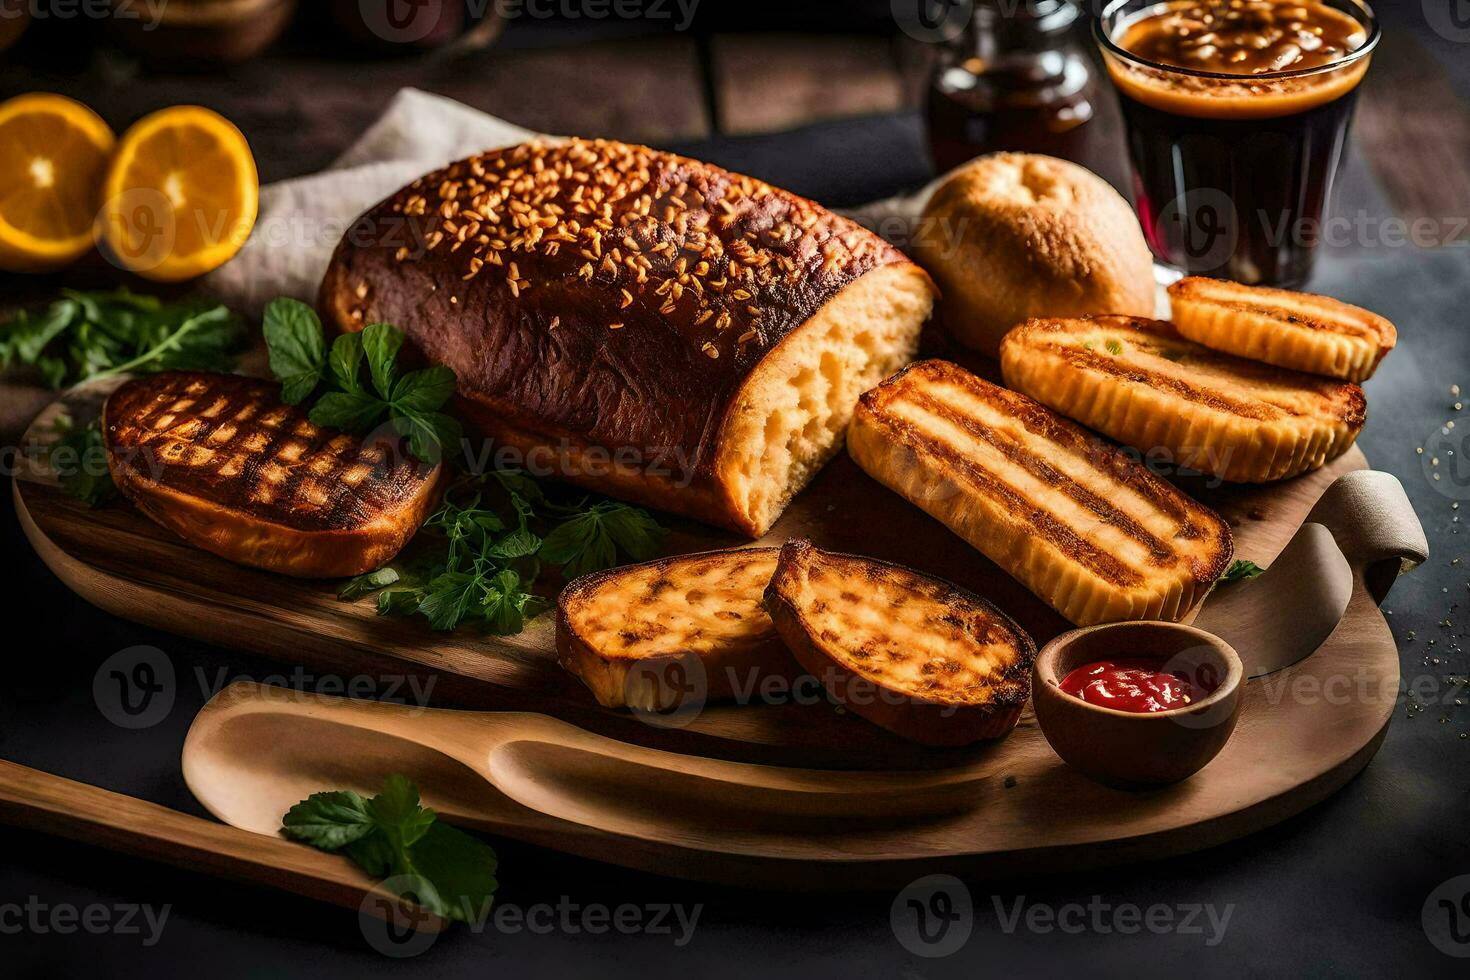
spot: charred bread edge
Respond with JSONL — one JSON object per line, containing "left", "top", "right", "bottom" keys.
{"left": 104, "top": 459, "right": 443, "bottom": 579}
{"left": 555, "top": 547, "right": 796, "bottom": 710}
{"left": 762, "top": 538, "right": 1036, "bottom": 746}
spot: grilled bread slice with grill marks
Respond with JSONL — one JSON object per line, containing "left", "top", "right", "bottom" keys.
{"left": 102, "top": 370, "right": 442, "bottom": 578}
{"left": 849, "top": 360, "right": 1233, "bottom": 626}
{"left": 1169, "top": 277, "right": 1396, "bottom": 382}
{"left": 1000, "top": 316, "right": 1366, "bottom": 483}
{"left": 764, "top": 539, "right": 1035, "bottom": 745}
{"left": 557, "top": 548, "right": 794, "bottom": 710}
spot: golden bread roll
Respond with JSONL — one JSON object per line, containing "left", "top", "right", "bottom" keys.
{"left": 1000, "top": 315, "right": 1366, "bottom": 483}
{"left": 556, "top": 548, "right": 792, "bottom": 710}
{"left": 320, "top": 139, "right": 935, "bottom": 538}
{"left": 1168, "top": 277, "right": 1396, "bottom": 382}
{"left": 911, "top": 152, "right": 1155, "bottom": 357}
{"left": 763, "top": 539, "right": 1035, "bottom": 745}
{"left": 848, "top": 360, "right": 1233, "bottom": 626}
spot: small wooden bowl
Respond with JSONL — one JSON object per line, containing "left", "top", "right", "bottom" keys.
{"left": 1032, "top": 622, "right": 1243, "bottom": 788}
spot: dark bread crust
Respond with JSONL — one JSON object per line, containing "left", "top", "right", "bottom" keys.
{"left": 318, "top": 138, "right": 925, "bottom": 535}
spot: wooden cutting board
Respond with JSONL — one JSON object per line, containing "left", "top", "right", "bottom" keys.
{"left": 15, "top": 443, "right": 1408, "bottom": 886}
{"left": 17, "top": 425, "right": 1381, "bottom": 762}
{"left": 14, "top": 361, "right": 1418, "bottom": 885}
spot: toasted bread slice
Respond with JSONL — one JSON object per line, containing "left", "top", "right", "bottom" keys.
{"left": 849, "top": 360, "right": 1233, "bottom": 626}
{"left": 763, "top": 540, "right": 1035, "bottom": 745}
{"left": 557, "top": 548, "right": 795, "bottom": 710}
{"left": 1169, "top": 277, "right": 1396, "bottom": 382}
{"left": 103, "top": 371, "right": 442, "bottom": 578}
{"left": 1000, "top": 316, "right": 1366, "bottom": 483}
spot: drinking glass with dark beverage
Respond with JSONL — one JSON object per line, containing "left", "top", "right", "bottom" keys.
{"left": 1097, "top": 0, "right": 1379, "bottom": 288}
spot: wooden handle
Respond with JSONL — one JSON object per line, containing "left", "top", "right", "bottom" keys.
{"left": 0, "top": 759, "right": 446, "bottom": 933}
{"left": 1306, "top": 470, "right": 1429, "bottom": 603}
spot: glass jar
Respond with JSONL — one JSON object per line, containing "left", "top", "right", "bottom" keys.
{"left": 925, "top": 0, "right": 1100, "bottom": 173}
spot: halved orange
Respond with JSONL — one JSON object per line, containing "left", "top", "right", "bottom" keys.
{"left": 0, "top": 93, "right": 115, "bottom": 273}
{"left": 98, "top": 105, "right": 259, "bottom": 282}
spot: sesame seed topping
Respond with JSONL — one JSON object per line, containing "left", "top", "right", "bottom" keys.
{"left": 377, "top": 137, "right": 891, "bottom": 361}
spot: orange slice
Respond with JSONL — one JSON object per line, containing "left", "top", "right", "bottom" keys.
{"left": 0, "top": 93, "right": 115, "bottom": 273}
{"left": 99, "top": 105, "right": 258, "bottom": 282}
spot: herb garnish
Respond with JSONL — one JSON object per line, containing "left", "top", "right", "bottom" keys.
{"left": 262, "top": 297, "right": 461, "bottom": 463}
{"left": 46, "top": 413, "right": 117, "bottom": 507}
{"left": 341, "top": 471, "right": 666, "bottom": 633}
{"left": 282, "top": 775, "right": 498, "bottom": 923}
{"left": 1220, "top": 559, "right": 1266, "bottom": 583}
{"left": 0, "top": 289, "right": 242, "bottom": 389}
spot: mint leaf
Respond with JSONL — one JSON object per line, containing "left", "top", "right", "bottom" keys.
{"left": 395, "top": 821, "right": 499, "bottom": 923}
{"left": 281, "top": 775, "right": 499, "bottom": 925}
{"left": 392, "top": 410, "right": 461, "bottom": 464}
{"left": 329, "top": 331, "right": 366, "bottom": 393}
{"left": 369, "top": 774, "right": 437, "bottom": 853}
{"left": 1221, "top": 559, "right": 1266, "bottom": 583}
{"left": 310, "top": 390, "right": 389, "bottom": 433}
{"left": 362, "top": 322, "right": 404, "bottom": 400}
{"left": 281, "top": 791, "right": 377, "bottom": 851}
{"left": 391, "top": 366, "right": 456, "bottom": 414}
{"left": 263, "top": 297, "right": 326, "bottom": 404}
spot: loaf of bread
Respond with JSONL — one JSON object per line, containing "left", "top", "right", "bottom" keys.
{"left": 320, "top": 139, "right": 935, "bottom": 537}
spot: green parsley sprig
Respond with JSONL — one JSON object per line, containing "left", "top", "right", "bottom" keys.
{"left": 340, "top": 469, "right": 665, "bottom": 634}
{"left": 262, "top": 297, "right": 461, "bottom": 463}
{"left": 282, "top": 775, "right": 498, "bottom": 924}
{"left": 0, "top": 289, "right": 242, "bottom": 389}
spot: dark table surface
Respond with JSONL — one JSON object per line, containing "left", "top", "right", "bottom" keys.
{"left": 3, "top": 12, "right": 1470, "bottom": 980}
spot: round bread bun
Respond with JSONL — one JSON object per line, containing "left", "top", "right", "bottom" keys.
{"left": 912, "top": 153, "right": 1155, "bottom": 357}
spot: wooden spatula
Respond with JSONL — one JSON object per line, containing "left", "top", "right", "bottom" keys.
{"left": 0, "top": 758, "right": 447, "bottom": 933}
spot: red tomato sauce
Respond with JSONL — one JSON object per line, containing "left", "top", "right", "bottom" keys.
{"left": 1058, "top": 658, "right": 1216, "bottom": 713}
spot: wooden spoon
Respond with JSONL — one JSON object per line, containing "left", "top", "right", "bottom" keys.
{"left": 182, "top": 681, "right": 997, "bottom": 853}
